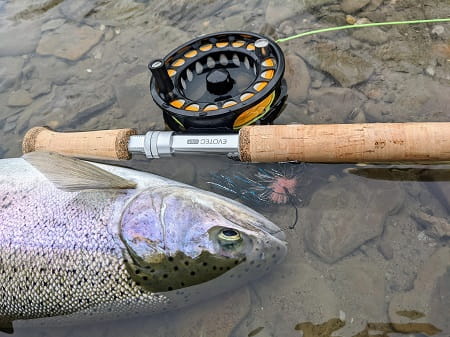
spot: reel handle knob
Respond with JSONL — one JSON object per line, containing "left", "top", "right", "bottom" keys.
{"left": 148, "top": 59, "right": 174, "bottom": 97}
{"left": 255, "top": 38, "right": 270, "bottom": 59}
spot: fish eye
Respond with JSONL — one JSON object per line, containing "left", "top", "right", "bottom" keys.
{"left": 218, "top": 228, "right": 242, "bottom": 246}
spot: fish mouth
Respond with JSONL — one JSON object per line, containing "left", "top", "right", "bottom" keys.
{"left": 271, "top": 229, "right": 286, "bottom": 241}
{"left": 253, "top": 217, "right": 286, "bottom": 242}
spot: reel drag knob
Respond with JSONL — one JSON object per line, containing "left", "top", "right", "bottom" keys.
{"left": 206, "top": 69, "right": 234, "bottom": 95}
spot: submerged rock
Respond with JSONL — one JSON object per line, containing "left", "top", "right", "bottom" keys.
{"left": 303, "top": 176, "right": 404, "bottom": 263}
{"left": 366, "top": 0, "right": 384, "bottom": 11}
{"left": 80, "top": 0, "right": 146, "bottom": 22}
{"left": 411, "top": 210, "right": 450, "bottom": 240}
{"left": 307, "top": 87, "right": 367, "bottom": 123}
{"left": 351, "top": 27, "right": 389, "bottom": 45}
{"left": 52, "top": 84, "right": 116, "bottom": 127}
{"left": 301, "top": 43, "right": 374, "bottom": 87}
{"left": 8, "top": 0, "right": 63, "bottom": 21}
{"left": 41, "top": 18, "right": 65, "bottom": 32}
{"left": 28, "top": 56, "right": 72, "bottom": 86}
{"left": 0, "top": 57, "right": 24, "bottom": 93}
{"left": 7, "top": 89, "right": 33, "bottom": 107}
{"left": 59, "top": 0, "right": 98, "bottom": 21}
{"left": 265, "top": 0, "right": 335, "bottom": 26}
{"left": 37, "top": 24, "right": 103, "bottom": 61}
{"left": 284, "top": 54, "right": 310, "bottom": 105}
{"left": 0, "top": 22, "right": 41, "bottom": 56}
{"left": 341, "top": 0, "right": 370, "bottom": 13}
{"left": 265, "top": 0, "right": 303, "bottom": 26}
{"left": 388, "top": 247, "right": 450, "bottom": 333}
{"left": 328, "top": 257, "right": 387, "bottom": 335}
{"left": 172, "top": 286, "right": 251, "bottom": 336}
{"left": 252, "top": 261, "right": 339, "bottom": 336}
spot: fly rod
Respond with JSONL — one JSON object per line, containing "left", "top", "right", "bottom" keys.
{"left": 22, "top": 123, "right": 450, "bottom": 163}
{"left": 22, "top": 28, "right": 450, "bottom": 164}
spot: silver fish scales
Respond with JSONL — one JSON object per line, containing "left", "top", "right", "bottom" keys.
{"left": 0, "top": 153, "right": 287, "bottom": 333}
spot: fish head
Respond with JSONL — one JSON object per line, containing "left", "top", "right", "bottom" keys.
{"left": 120, "top": 185, "right": 287, "bottom": 294}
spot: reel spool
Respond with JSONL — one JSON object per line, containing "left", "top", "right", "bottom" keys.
{"left": 149, "top": 31, "right": 287, "bottom": 132}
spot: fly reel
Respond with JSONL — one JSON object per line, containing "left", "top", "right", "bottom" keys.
{"left": 149, "top": 31, "right": 287, "bottom": 132}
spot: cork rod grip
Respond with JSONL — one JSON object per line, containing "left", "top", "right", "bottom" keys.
{"left": 22, "top": 127, "right": 137, "bottom": 160}
{"left": 239, "top": 123, "right": 450, "bottom": 163}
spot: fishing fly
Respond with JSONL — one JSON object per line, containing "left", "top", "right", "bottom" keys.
{"left": 207, "top": 163, "right": 305, "bottom": 230}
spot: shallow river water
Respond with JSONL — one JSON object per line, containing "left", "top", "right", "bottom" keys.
{"left": 0, "top": 0, "right": 449, "bottom": 336}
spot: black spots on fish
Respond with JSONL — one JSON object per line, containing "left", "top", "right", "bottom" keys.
{"left": 123, "top": 250, "right": 241, "bottom": 292}
{"left": 0, "top": 192, "right": 12, "bottom": 209}
{"left": 0, "top": 201, "right": 12, "bottom": 209}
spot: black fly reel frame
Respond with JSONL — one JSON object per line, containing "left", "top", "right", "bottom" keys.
{"left": 149, "top": 31, "right": 287, "bottom": 132}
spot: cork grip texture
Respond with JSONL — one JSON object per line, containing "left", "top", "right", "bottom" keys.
{"left": 22, "top": 127, "right": 137, "bottom": 160}
{"left": 239, "top": 123, "right": 450, "bottom": 163}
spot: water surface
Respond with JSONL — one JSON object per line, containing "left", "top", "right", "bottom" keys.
{"left": 0, "top": 0, "right": 449, "bottom": 336}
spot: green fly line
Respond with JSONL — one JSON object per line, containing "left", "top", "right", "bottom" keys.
{"left": 276, "top": 18, "right": 450, "bottom": 43}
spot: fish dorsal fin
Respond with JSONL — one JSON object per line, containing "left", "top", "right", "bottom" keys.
{"left": 23, "top": 152, "right": 137, "bottom": 192}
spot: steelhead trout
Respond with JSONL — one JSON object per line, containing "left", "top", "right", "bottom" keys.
{"left": 0, "top": 153, "right": 287, "bottom": 333}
